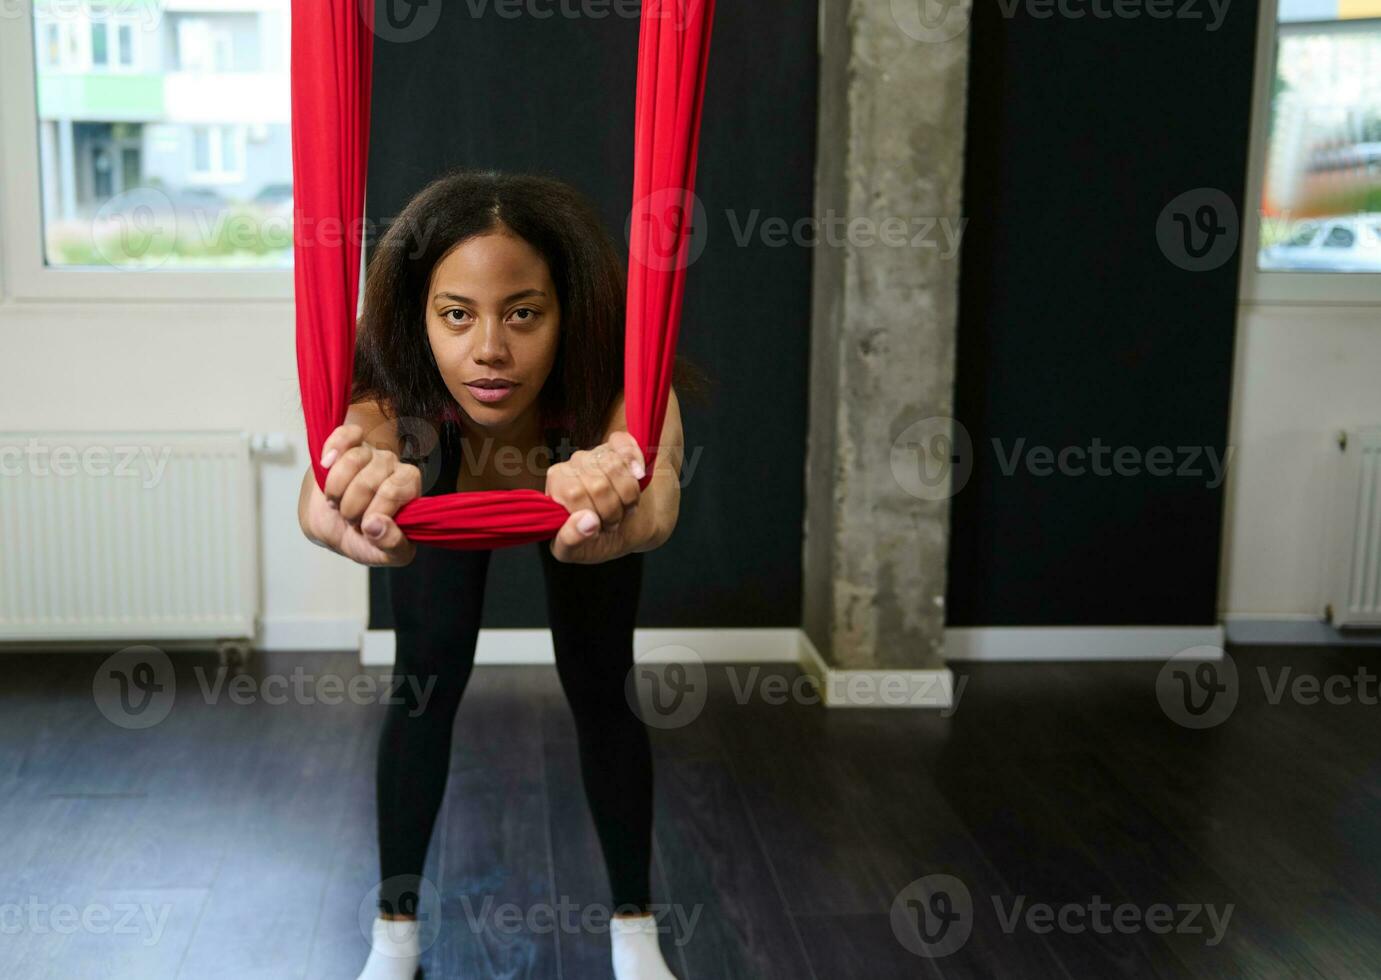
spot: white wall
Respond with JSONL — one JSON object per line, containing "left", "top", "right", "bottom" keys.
{"left": 1219, "top": 302, "right": 1381, "bottom": 621}
{"left": 0, "top": 297, "right": 369, "bottom": 650}
{"left": 6, "top": 293, "right": 1371, "bottom": 651}
{"left": 4, "top": 291, "right": 1376, "bottom": 648}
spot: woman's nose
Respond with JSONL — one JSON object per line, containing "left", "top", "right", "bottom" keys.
{"left": 473, "top": 318, "right": 510, "bottom": 361}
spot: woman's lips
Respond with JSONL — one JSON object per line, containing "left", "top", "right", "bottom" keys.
{"left": 465, "top": 382, "right": 517, "bottom": 404}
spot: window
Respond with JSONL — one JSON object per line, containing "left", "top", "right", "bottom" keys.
{"left": 221, "top": 128, "right": 244, "bottom": 173}
{"left": 1256, "top": 0, "right": 1381, "bottom": 278}
{"left": 91, "top": 22, "right": 108, "bottom": 67}
{"left": 189, "top": 125, "right": 248, "bottom": 183}
{"left": 192, "top": 127, "right": 213, "bottom": 172}
{"left": 177, "top": 19, "right": 236, "bottom": 73}
{"left": 13, "top": 0, "right": 295, "bottom": 277}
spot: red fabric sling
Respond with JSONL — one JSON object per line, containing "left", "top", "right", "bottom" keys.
{"left": 292, "top": 0, "right": 713, "bottom": 550}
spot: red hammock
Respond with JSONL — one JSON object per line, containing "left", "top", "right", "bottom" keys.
{"left": 292, "top": 0, "right": 713, "bottom": 550}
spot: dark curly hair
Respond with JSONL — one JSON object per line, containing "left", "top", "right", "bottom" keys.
{"left": 351, "top": 168, "right": 710, "bottom": 456}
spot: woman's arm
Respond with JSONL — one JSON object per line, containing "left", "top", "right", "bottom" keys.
{"left": 342, "top": 398, "right": 403, "bottom": 454}
{"left": 604, "top": 386, "right": 684, "bottom": 554}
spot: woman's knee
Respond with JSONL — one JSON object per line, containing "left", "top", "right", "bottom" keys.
{"left": 389, "top": 629, "right": 476, "bottom": 715}
{"left": 561, "top": 668, "right": 646, "bottom": 736}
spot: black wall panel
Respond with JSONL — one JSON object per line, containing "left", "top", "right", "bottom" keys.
{"left": 947, "top": 1, "right": 1259, "bottom": 625}
{"left": 364, "top": 1, "right": 818, "bottom": 630}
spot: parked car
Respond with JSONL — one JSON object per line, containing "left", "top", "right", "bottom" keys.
{"left": 1259, "top": 213, "right": 1381, "bottom": 272}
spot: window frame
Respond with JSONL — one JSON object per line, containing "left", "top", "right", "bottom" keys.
{"left": 1240, "top": 0, "right": 1381, "bottom": 305}
{"left": 0, "top": 3, "right": 292, "bottom": 303}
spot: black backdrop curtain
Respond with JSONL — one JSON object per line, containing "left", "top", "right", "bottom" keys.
{"left": 363, "top": 0, "right": 818, "bottom": 632}
{"left": 946, "top": 0, "right": 1259, "bottom": 626}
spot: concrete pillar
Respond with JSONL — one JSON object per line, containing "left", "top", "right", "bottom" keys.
{"left": 801, "top": 0, "right": 970, "bottom": 703}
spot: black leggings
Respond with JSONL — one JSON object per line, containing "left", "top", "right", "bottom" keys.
{"left": 375, "top": 518, "right": 652, "bottom": 918}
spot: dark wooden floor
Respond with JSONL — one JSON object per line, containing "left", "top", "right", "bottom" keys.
{"left": 1, "top": 643, "right": 1377, "bottom": 979}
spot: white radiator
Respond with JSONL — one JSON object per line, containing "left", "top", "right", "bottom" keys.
{"left": 0, "top": 431, "right": 259, "bottom": 643}
{"left": 1327, "top": 427, "right": 1381, "bottom": 629}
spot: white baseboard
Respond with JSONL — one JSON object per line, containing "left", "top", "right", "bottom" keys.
{"left": 348, "top": 619, "right": 1381, "bottom": 664}
{"left": 359, "top": 627, "right": 803, "bottom": 668}
{"left": 359, "top": 629, "right": 397, "bottom": 666}
{"left": 797, "top": 629, "right": 955, "bottom": 709}
{"left": 362, "top": 625, "right": 953, "bottom": 709}
{"left": 257, "top": 617, "right": 365, "bottom": 652}
{"left": 943, "top": 625, "right": 1225, "bottom": 661}
{"left": 356, "top": 624, "right": 1240, "bottom": 705}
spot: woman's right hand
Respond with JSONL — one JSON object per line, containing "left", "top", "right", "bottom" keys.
{"left": 299, "top": 422, "right": 421, "bottom": 567}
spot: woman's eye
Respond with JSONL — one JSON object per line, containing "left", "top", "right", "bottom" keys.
{"left": 443, "top": 309, "right": 469, "bottom": 324}
{"left": 511, "top": 308, "right": 538, "bottom": 322}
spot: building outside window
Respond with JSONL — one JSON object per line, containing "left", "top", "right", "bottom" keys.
{"left": 30, "top": 0, "right": 293, "bottom": 269}
{"left": 1258, "top": 0, "right": 1381, "bottom": 273}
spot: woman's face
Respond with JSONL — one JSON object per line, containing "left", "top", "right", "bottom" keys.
{"left": 425, "top": 227, "right": 560, "bottom": 438}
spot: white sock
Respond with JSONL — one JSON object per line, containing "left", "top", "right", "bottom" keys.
{"left": 356, "top": 915, "right": 421, "bottom": 980}
{"left": 611, "top": 913, "right": 678, "bottom": 980}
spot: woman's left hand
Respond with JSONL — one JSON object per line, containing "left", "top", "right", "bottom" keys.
{"left": 546, "top": 431, "right": 653, "bottom": 564}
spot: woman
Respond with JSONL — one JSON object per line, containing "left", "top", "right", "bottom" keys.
{"left": 297, "top": 170, "right": 706, "bottom": 980}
